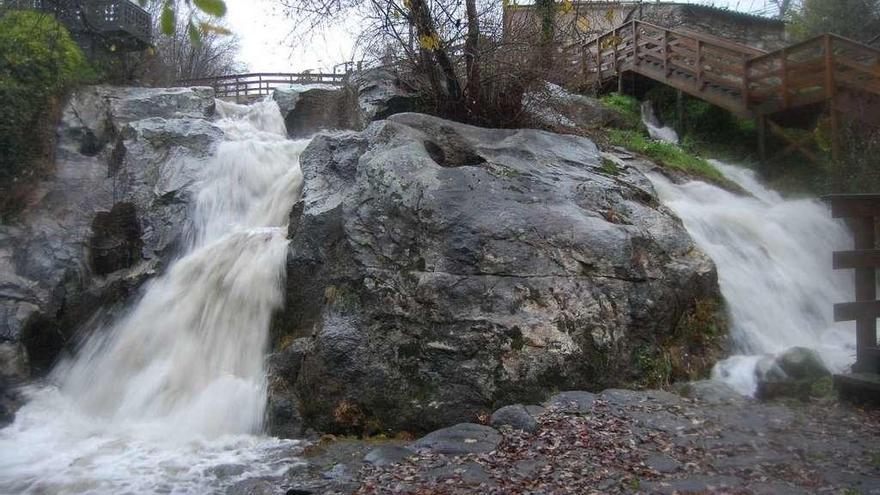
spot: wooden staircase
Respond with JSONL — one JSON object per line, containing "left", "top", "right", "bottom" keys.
{"left": 562, "top": 20, "right": 880, "bottom": 162}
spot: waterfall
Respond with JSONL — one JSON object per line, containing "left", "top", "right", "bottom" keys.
{"left": 0, "top": 99, "right": 308, "bottom": 493}
{"left": 648, "top": 160, "right": 856, "bottom": 395}
{"left": 640, "top": 101, "right": 679, "bottom": 144}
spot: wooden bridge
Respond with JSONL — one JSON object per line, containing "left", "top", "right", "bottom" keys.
{"left": 175, "top": 72, "right": 346, "bottom": 98}
{"left": 565, "top": 20, "right": 880, "bottom": 163}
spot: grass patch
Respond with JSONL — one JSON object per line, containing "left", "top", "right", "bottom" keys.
{"left": 599, "top": 158, "right": 620, "bottom": 176}
{"left": 600, "top": 92, "right": 643, "bottom": 129}
{"left": 608, "top": 129, "right": 728, "bottom": 185}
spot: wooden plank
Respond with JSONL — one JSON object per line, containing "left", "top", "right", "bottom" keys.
{"left": 835, "top": 56, "right": 880, "bottom": 78}
{"left": 834, "top": 300, "right": 880, "bottom": 322}
{"left": 852, "top": 216, "right": 878, "bottom": 372}
{"left": 834, "top": 249, "right": 880, "bottom": 269}
{"left": 827, "top": 195, "right": 880, "bottom": 218}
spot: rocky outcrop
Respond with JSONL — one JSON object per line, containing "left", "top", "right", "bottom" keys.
{"left": 524, "top": 83, "right": 631, "bottom": 132}
{"left": 269, "top": 112, "right": 725, "bottom": 435}
{"left": 272, "top": 69, "right": 419, "bottom": 138}
{"left": 273, "top": 86, "right": 361, "bottom": 138}
{"left": 0, "top": 86, "right": 220, "bottom": 383}
{"left": 350, "top": 68, "right": 419, "bottom": 124}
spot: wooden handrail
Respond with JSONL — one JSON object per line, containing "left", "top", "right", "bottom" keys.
{"left": 177, "top": 72, "right": 345, "bottom": 84}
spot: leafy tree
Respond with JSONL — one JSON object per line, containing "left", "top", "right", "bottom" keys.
{"left": 788, "top": 0, "right": 880, "bottom": 41}
{"left": 0, "top": 10, "right": 93, "bottom": 194}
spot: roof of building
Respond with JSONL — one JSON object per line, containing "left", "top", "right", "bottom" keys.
{"left": 505, "top": 1, "right": 784, "bottom": 27}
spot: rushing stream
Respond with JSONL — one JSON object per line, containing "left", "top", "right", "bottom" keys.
{"left": 0, "top": 99, "right": 308, "bottom": 493}
{"left": 649, "top": 161, "right": 856, "bottom": 395}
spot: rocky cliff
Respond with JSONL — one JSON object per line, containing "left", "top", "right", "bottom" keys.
{"left": 268, "top": 112, "right": 726, "bottom": 435}
{"left": 0, "top": 86, "right": 220, "bottom": 389}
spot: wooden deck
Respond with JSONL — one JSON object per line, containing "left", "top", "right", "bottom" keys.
{"left": 566, "top": 20, "right": 880, "bottom": 162}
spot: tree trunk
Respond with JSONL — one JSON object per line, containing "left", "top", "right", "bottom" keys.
{"left": 534, "top": 0, "right": 556, "bottom": 72}
{"left": 464, "top": 0, "right": 481, "bottom": 115}
{"left": 408, "top": 0, "right": 462, "bottom": 111}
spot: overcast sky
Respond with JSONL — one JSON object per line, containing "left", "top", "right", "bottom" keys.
{"left": 225, "top": 0, "right": 781, "bottom": 73}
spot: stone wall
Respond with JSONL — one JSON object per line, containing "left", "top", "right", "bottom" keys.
{"left": 503, "top": 1, "right": 787, "bottom": 51}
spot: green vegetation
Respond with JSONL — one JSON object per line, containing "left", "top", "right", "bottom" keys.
{"left": 788, "top": 0, "right": 880, "bottom": 42}
{"left": 645, "top": 86, "right": 758, "bottom": 163}
{"left": 599, "top": 158, "right": 620, "bottom": 176}
{"left": 0, "top": 10, "right": 93, "bottom": 205}
{"left": 608, "top": 129, "right": 727, "bottom": 184}
{"left": 599, "top": 92, "right": 643, "bottom": 129}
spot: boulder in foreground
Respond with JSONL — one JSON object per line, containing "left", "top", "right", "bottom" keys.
{"left": 269, "top": 112, "right": 726, "bottom": 434}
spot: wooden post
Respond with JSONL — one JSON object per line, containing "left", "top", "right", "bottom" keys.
{"left": 852, "top": 216, "right": 877, "bottom": 373}
{"left": 742, "top": 54, "right": 750, "bottom": 109}
{"left": 758, "top": 115, "right": 767, "bottom": 162}
{"left": 618, "top": 71, "right": 624, "bottom": 94}
{"left": 632, "top": 21, "right": 639, "bottom": 67}
{"left": 663, "top": 29, "right": 670, "bottom": 78}
{"left": 780, "top": 47, "right": 790, "bottom": 109}
{"left": 612, "top": 27, "right": 619, "bottom": 76}
{"left": 824, "top": 35, "right": 841, "bottom": 163}
{"left": 676, "top": 89, "right": 685, "bottom": 137}
{"left": 696, "top": 40, "right": 704, "bottom": 90}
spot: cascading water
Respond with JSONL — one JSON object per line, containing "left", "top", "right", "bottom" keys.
{"left": 648, "top": 160, "right": 856, "bottom": 395}
{"left": 0, "top": 98, "right": 308, "bottom": 493}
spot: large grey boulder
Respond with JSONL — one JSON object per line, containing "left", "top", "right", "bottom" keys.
{"left": 273, "top": 85, "right": 361, "bottom": 138}
{"left": 412, "top": 423, "right": 501, "bottom": 455}
{"left": 269, "top": 112, "right": 725, "bottom": 434}
{"left": 349, "top": 68, "right": 419, "bottom": 124}
{"left": 524, "top": 83, "right": 631, "bottom": 132}
{"left": 0, "top": 85, "right": 220, "bottom": 382}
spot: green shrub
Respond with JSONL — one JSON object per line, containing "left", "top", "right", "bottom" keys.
{"left": 0, "top": 10, "right": 93, "bottom": 189}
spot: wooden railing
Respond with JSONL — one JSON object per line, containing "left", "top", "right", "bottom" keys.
{"left": 746, "top": 34, "right": 880, "bottom": 116}
{"left": 574, "top": 20, "right": 880, "bottom": 120}
{"left": 828, "top": 194, "right": 880, "bottom": 374}
{"left": 176, "top": 72, "right": 347, "bottom": 98}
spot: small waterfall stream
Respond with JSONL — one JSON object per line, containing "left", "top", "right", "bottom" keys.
{"left": 648, "top": 161, "right": 856, "bottom": 395}
{"left": 0, "top": 99, "right": 308, "bottom": 493}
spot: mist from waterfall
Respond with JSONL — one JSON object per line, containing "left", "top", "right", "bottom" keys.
{"left": 0, "top": 99, "right": 308, "bottom": 493}
{"left": 648, "top": 161, "right": 856, "bottom": 395}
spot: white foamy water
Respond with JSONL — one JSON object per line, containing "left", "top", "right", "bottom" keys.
{"left": 0, "top": 98, "right": 308, "bottom": 493}
{"left": 641, "top": 101, "right": 679, "bottom": 144}
{"left": 648, "top": 160, "right": 856, "bottom": 395}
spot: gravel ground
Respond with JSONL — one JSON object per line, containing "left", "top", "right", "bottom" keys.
{"left": 350, "top": 389, "right": 880, "bottom": 495}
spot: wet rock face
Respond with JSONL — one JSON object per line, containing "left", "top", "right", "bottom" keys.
{"left": 89, "top": 202, "right": 143, "bottom": 275}
{"left": 273, "top": 87, "right": 361, "bottom": 138}
{"left": 524, "top": 83, "right": 631, "bottom": 132}
{"left": 269, "top": 112, "right": 725, "bottom": 435}
{"left": 0, "top": 85, "right": 220, "bottom": 379}
{"left": 350, "top": 68, "right": 420, "bottom": 123}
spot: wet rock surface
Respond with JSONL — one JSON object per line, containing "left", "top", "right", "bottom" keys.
{"left": 524, "top": 83, "right": 631, "bottom": 132}
{"left": 756, "top": 347, "right": 832, "bottom": 400}
{"left": 270, "top": 112, "right": 725, "bottom": 434}
{"left": 0, "top": 85, "right": 220, "bottom": 382}
{"left": 349, "top": 68, "right": 420, "bottom": 124}
{"left": 273, "top": 86, "right": 361, "bottom": 138}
